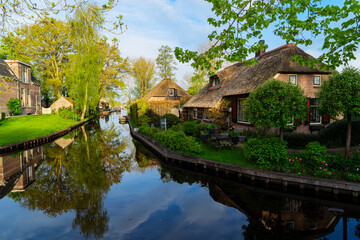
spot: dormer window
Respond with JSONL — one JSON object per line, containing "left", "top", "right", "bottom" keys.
{"left": 211, "top": 75, "right": 220, "bottom": 87}
{"left": 168, "top": 88, "right": 175, "bottom": 96}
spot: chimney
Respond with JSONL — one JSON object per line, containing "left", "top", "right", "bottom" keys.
{"left": 255, "top": 40, "right": 266, "bottom": 57}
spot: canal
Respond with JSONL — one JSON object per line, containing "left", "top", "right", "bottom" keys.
{"left": 0, "top": 112, "right": 359, "bottom": 239}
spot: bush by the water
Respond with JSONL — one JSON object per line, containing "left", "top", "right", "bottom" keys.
{"left": 182, "top": 121, "right": 197, "bottom": 135}
{"left": 59, "top": 109, "right": 80, "bottom": 121}
{"left": 162, "top": 113, "right": 180, "bottom": 128}
{"left": 244, "top": 137, "right": 287, "bottom": 169}
{"left": 138, "top": 124, "right": 201, "bottom": 153}
{"left": 299, "top": 142, "right": 327, "bottom": 171}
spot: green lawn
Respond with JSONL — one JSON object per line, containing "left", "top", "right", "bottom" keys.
{"left": 0, "top": 115, "right": 79, "bottom": 146}
{"left": 181, "top": 142, "right": 255, "bottom": 168}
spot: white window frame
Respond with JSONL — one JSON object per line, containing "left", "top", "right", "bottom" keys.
{"left": 309, "top": 98, "right": 322, "bottom": 125}
{"left": 289, "top": 74, "right": 297, "bottom": 85}
{"left": 313, "top": 75, "right": 321, "bottom": 86}
{"left": 168, "top": 88, "right": 175, "bottom": 96}
{"left": 237, "top": 98, "right": 249, "bottom": 123}
{"left": 27, "top": 89, "right": 30, "bottom": 107}
{"left": 211, "top": 76, "right": 220, "bottom": 87}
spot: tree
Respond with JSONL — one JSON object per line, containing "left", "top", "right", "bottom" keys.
{"left": 318, "top": 67, "right": 360, "bottom": 158}
{"left": 0, "top": 34, "right": 16, "bottom": 60}
{"left": 175, "top": 1, "right": 360, "bottom": 73}
{"left": 0, "top": 1, "right": 125, "bottom": 35}
{"left": 156, "top": 45, "right": 177, "bottom": 80}
{"left": 131, "top": 57, "right": 156, "bottom": 100}
{"left": 98, "top": 37, "right": 130, "bottom": 107}
{"left": 66, "top": 5, "right": 103, "bottom": 120}
{"left": 12, "top": 18, "right": 71, "bottom": 101}
{"left": 245, "top": 79, "right": 307, "bottom": 140}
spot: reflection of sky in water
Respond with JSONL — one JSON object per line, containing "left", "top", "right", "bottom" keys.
{"left": 0, "top": 113, "right": 360, "bottom": 239}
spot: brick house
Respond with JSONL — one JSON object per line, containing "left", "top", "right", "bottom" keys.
{"left": 184, "top": 43, "right": 332, "bottom": 134}
{"left": 0, "top": 59, "right": 41, "bottom": 115}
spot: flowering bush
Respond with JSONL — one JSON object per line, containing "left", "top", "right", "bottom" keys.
{"left": 300, "top": 142, "right": 327, "bottom": 171}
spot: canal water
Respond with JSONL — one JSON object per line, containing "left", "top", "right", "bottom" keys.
{"left": 0, "top": 113, "right": 360, "bottom": 240}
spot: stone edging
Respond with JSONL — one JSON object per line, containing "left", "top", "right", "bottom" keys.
{"left": 0, "top": 116, "right": 96, "bottom": 155}
{"left": 128, "top": 122, "right": 360, "bottom": 198}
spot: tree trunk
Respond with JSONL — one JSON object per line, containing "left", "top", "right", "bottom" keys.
{"left": 81, "top": 83, "right": 88, "bottom": 121}
{"left": 345, "top": 113, "right": 352, "bottom": 159}
{"left": 57, "top": 87, "right": 61, "bottom": 99}
{"left": 279, "top": 128, "right": 284, "bottom": 141}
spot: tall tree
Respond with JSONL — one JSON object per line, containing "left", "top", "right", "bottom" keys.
{"left": 175, "top": 1, "right": 360, "bottom": 73}
{"left": 318, "top": 67, "right": 360, "bottom": 158}
{"left": 131, "top": 57, "right": 156, "bottom": 100}
{"left": 156, "top": 45, "right": 177, "bottom": 80}
{"left": 12, "top": 18, "right": 71, "bottom": 101}
{"left": 0, "top": 1, "right": 125, "bottom": 35}
{"left": 66, "top": 5, "right": 103, "bottom": 120}
{"left": 98, "top": 37, "right": 130, "bottom": 107}
{"left": 245, "top": 79, "right": 307, "bottom": 140}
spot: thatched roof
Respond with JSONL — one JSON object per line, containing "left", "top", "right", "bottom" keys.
{"left": 142, "top": 78, "right": 190, "bottom": 101}
{"left": 184, "top": 44, "right": 331, "bottom": 108}
{"left": 0, "top": 59, "right": 18, "bottom": 80}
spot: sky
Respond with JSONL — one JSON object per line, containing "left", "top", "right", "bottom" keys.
{"left": 102, "top": 0, "right": 360, "bottom": 91}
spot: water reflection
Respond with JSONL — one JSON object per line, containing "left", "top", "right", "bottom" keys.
{"left": 2, "top": 115, "right": 133, "bottom": 239}
{"left": 1, "top": 113, "right": 360, "bottom": 239}
{"left": 160, "top": 165, "right": 360, "bottom": 240}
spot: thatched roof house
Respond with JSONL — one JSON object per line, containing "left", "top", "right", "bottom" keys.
{"left": 142, "top": 78, "right": 190, "bottom": 102}
{"left": 184, "top": 43, "right": 332, "bottom": 133}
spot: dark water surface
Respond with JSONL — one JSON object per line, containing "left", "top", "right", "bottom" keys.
{"left": 1, "top": 113, "right": 360, "bottom": 240}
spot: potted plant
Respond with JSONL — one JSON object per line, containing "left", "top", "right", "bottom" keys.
{"left": 229, "top": 130, "right": 240, "bottom": 144}
{"left": 208, "top": 124, "right": 216, "bottom": 134}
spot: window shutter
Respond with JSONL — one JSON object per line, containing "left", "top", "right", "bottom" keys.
{"left": 305, "top": 100, "right": 310, "bottom": 125}
{"left": 232, "top": 101, "right": 237, "bottom": 123}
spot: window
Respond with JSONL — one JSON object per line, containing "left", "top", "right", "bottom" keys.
{"left": 310, "top": 98, "right": 321, "bottom": 124}
{"left": 313, "top": 75, "right": 321, "bottom": 86}
{"left": 193, "top": 108, "right": 198, "bottom": 119}
{"left": 168, "top": 88, "right": 175, "bottom": 96}
{"left": 289, "top": 75, "right": 297, "bottom": 85}
{"left": 211, "top": 76, "right": 220, "bottom": 87}
{"left": 203, "top": 109, "right": 210, "bottom": 120}
{"left": 22, "top": 67, "right": 28, "bottom": 83}
{"left": 237, "top": 98, "right": 248, "bottom": 122}
{"left": 27, "top": 89, "right": 30, "bottom": 106}
{"left": 21, "top": 88, "right": 24, "bottom": 106}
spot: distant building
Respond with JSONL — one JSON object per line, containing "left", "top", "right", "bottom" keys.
{"left": 50, "top": 96, "right": 74, "bottom": 114}
{"left": 0, "top": 59, "right": 41, "bottom": 115}
{"left": 142, "top": 78, "right": 190, "bottom": 102}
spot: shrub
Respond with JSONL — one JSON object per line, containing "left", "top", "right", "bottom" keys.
{"left": 154, "top": 130, "right": 201, "bottom": 153}
{"left": 183, "top": 121, "right": 197, "bottom": 136}
{"left": 162, "top": 113, "right": 180, "bottom": 128}
{"left": 58, "top": 108, "right": 80, "bottom": 121}
{"left": 194, "top": 123, "right": 210, "bottom": 138}
{"left": 284, "top": 133, "right": 319, "bottom": 149}
{"left": 6, "top": 98, "right": 21, "bottom": 115}
{"left": 138, "top": 124, "right": 160, "bottom": 138}
{"left": 244, "top": 137, "right": 287, "bottom": 169}
{"left": 170, "top": 123, "right": 182, "bottom": 132}
{"left": 1, "top": 112, "right": 5, "bottom": 121}
{"left": 300, "top": 142, "right": 327, "bottom": 171}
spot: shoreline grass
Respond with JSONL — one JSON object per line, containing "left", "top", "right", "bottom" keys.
{"left": 0, "top": 115, "right": 79, "bottom": 146}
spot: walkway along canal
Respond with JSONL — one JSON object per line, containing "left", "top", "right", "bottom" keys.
{"left": 0, "top": 112, "right": 359, "bottom": 239}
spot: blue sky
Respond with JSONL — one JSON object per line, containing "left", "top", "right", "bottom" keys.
{"left": 104, "top": 0, "right": 360, "bottom": 90}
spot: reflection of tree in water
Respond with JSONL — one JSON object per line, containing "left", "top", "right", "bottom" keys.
{"left": 12, "top": 121, "right": 131, "bottom": 239}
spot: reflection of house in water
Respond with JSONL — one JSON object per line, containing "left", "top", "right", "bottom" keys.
{"left": 0, "top": 147, "right": 43, "bottom": 198}
{"left": 55, "top": 137, "right": 75, "bottom": 149}
{"left": 209, "top": 183, "right": 341, "bottom": 240}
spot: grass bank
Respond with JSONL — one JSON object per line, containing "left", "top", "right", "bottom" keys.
{"left": 0, "top": 115, "right": 79, "bottom": 146}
